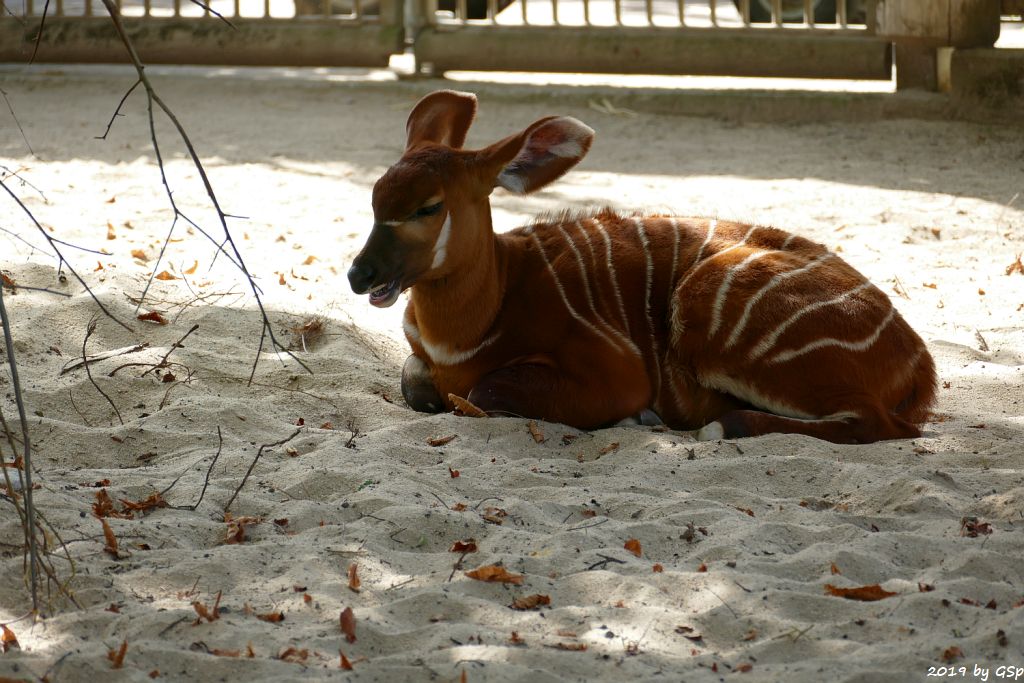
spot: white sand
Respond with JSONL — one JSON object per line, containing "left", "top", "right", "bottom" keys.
{"left": 1, "top": 65, "right": 1023, "bottom": 682}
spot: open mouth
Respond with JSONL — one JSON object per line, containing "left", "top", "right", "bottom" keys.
{"left": 368, "top": 279, "right": 401, "bottom": 308}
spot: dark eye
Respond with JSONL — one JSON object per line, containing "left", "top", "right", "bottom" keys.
{"left": 410, "top": 201, "right": 443, "bottom": 220}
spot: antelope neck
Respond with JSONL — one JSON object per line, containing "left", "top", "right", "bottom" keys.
{"left": 409, "top": 212, "right": 505, "bottom": 356}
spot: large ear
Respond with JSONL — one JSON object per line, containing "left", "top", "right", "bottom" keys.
{"left": 482, "top": 116, "right": 595, "bottom": 194}
{"left": 406, "top": 90, "right": 478, "bottom": 151}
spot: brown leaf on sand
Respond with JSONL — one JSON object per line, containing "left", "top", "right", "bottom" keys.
{"left": 427, "top": 434, "right": 457, "bottom": 447}
{"left": 450, "top": 540, "right": 478, "bottom": 553}
{"left": 830, "top": 562, "right": 842, "bottom": 575}
{"left": 94, "top": 489, "right": 131, "bottom": 519}
{"left": 340, "top": 650, "right": 354, "bottom": 670}
{"left": 528, "top": 420, "right": 545, "bottom": 443}
{"left": 154, "top": 270, "right": 177, "bottom": 281}
{"left": 465, "top": 564, "right": 524, "bottom": 585}
{"left": 131, "top": 249, "right": 149, "bottom": 261}
{"left": 192, "top": 590, "right": 222, "bottom": 624}
{"left": 107, "top": 639, "right": 128, "bottom": 669}
{"left": 941, "top": 646, "right": 964, "bottom": 662}
{"left": 183, "top": 260, "right": 199, "bottom": 275}
{"left": 448, "top": 466, "right": 460, "bottom": 479}
{"left": 599, "top": 442, "right": 620, "bottom": 455}
{"left": 510, "top": 594, "right": 551, "bottom": 610}
{"left": 100, "top": 518, "right": 119, "bottom": 558}
{"left": 224, "top": 514, "right": 262, "bottom": 544}
{"left": 1, "top": 624, "right": 20, "bottom": 652}
{"left": 120, "top": 492, "right": 169, "bottom": 513}
{"left": 736, "top": 662, "right": 754, "bottom": 673}
{"left": 279, "top": 647, "right": 309, "bottom": 664}
{"left": 624, "top": 539, "right": 642, "bottom": 557}
{"left": 256, "top": 611, "right": 285, "bottom": 623}
{"left": 1006, "top": 253, "right": 1024, "bottom": 276}
{"left": 449, "top": 394, "right": 486, "bottom": 418}
{"left": 960, "top": 517, "right": 993, "bottom": 538}
{"left": 825, "top": 584, "right": 898, "bottom": 601}
{"left": 340, "top": 607, "right": 357, "bottom": 643}
{"left": 548, "top": 642, "right": 587, "bottom": 651}
{"left": 348, "top": 563, "right": 361, "bottom": 593}
{"left": 137, "top": 311, "right": 168, "bottom": 325}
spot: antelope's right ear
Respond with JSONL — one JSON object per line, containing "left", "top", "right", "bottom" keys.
{"left": 487, "top": 116, "right": 595, "bottom": 194}
{"left": 406, "top": 90, "right": 478, "bottom": 151}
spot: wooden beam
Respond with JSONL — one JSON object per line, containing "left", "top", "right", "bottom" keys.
{"left": 416, "top": 26, "right": 893, "bottom": 80}
{"left": 0, "top": 17, "right": 403, "bottom": 67}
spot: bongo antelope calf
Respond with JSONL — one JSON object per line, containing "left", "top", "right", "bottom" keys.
{"left": 348, "top": 90, "right": 936, "bottom": 444}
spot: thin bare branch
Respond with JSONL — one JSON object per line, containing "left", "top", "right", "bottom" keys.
{"left": 28, "top": 0, "right": 52, "bottom": 66}
{"left": 187, "top": 0, "right": 237, "bottom": 28}
{"left": 166, "top": 427, "right": 223, "bottom": 510}
{"left": 95, "top": 78, "right": 142, "bottom": 141}
{"left": 0, "top": 177, "right": 132, "bottom": 332}
{"left": 1, "top": 88, "right": 34, "bottom": 157}
{"left": 0, "top": 283, "right": 40, "bottom": 614}
{"left": 96, "top": 0, "right": 309, "bottom": 380}
{"left": 82, "top": 316, "right": 124, "bottom": 426}
{"left": 224, "top": 428, "right": 301, "bottom": 513}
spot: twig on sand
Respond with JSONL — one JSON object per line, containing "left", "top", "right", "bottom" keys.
{"left": 224, "top": 428, "right": 301, "bottom": 513}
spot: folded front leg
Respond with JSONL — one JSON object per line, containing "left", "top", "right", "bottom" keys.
{"left": 467, "top": 362, "right": 649, "bottom": 430}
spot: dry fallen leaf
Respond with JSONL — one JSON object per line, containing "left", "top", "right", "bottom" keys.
{"left": 120, "top": 492, "right": 168, "bottom": 513}
{"left": 279, "top": 647, "right": 309, "bottom": 664}
{"left": 941, "top": 646, "right": 964, "bottom": 662}
{"left": 427, "top": 434, "right": 457, "bottom": 447}
{"left": 450, "top": 540, "right": 478, "bottom": 553}
{"left": 130, "top": 249, "right": 149, "bottom": 261}
{"left": 599, "top": 442, "right": 620, "bottom": 456}
{"left": 510, "top": 594, "right": 551, "bottom": 610}
{"left": 339, "top": 650, "right": 353, "bottom": 670}
{"left": 830, "top": 562, "right": 842, "bottom": 575}
{"left": 107, "top": 639, "right": 128, "bottom": 669}
{"left": 340, "top": 607, "right": 357, "bottom": 643}
{"left": 736, "top": 662, "right": 754, "bottom": 673}
{"left": 256, "top": 611, "right": 285, "bottom": 623}
{"left": 652, "top": 563, "right": 664, "bottom": 573}
{"left": 465, "top": 564, "right": 524, "bottom": 585}
{"left": 528, "top": 420, "right": 545, "bottom": 443}
{"left": 192, "top": 590, "right": 222, "bottom": 624}
{"left": 624, "top": 538, "right": 642, "bottom": 557}
{"left": 183, "top": 260, "right": 199, "bottom": 275}
{"left": 548, "top": 642, "right": 587, "bottom": 651}
{"left": 1, "top": 624, "right": 19, "bottom": 653}
{"left": 101, "top": 518, "right": 119, "bottom": 558}
{"left": 348, "top": 563, "right": 361, "bottom": 593}
{"left": 449, "top": 394, "right": 487, "bottom": 418}
{"left": 824, "top": 584, "right": 898, "bottom": 601}
{"left": 448, "top": 466, "right": 460, "bottom": 479}
{"left": 154, "top": 270, "right": 177, "bottom": 281}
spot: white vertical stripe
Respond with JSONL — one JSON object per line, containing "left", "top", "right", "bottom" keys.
{"left": 530, "top": 232, "right": 639, "bottom": 359}
{"left": 558, "top": 223, "right": 640, "bottom": 357}
{"left": 592, "top": 218, "right": 632, "bottom": 336}
{"left": 634, "top": 218, "right": 662, "bottom": 402}
{"left": 724, "top": 253, "right": 835, "bottom": 350}
{"left": 666, "top": 218, "right": 682, "bottom": 313}
{"left": 708, "top": 249, "right": 776, "bottom": 338}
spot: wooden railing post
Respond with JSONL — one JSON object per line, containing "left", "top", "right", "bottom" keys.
{"left": 878, "top": 0, "right": 1002, "bottom": 90}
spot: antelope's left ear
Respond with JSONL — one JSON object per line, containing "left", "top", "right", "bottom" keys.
{"left": 482, "top": 116, "right": 595, "bottom": 194}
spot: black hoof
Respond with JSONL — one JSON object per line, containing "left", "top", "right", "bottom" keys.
{"left": 401, "top": 355, "right": 443, "bottom": 413}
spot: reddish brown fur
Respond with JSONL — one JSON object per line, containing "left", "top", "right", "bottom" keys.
{"left": 349, "top": 91, "right": 937, "bottom": 444}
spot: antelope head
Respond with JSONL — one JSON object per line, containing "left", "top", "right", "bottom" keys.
{"left": 347, "top": 89, "right": 595, "bottom": 307}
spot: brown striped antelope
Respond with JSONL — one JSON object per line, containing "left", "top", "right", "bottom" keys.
{"left": 348, "top": 90, "right": 937, "bottom": 444}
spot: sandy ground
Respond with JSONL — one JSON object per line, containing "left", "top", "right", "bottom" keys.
{"left": 1, "top": 65, "right": 1023, "bottom": 682}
